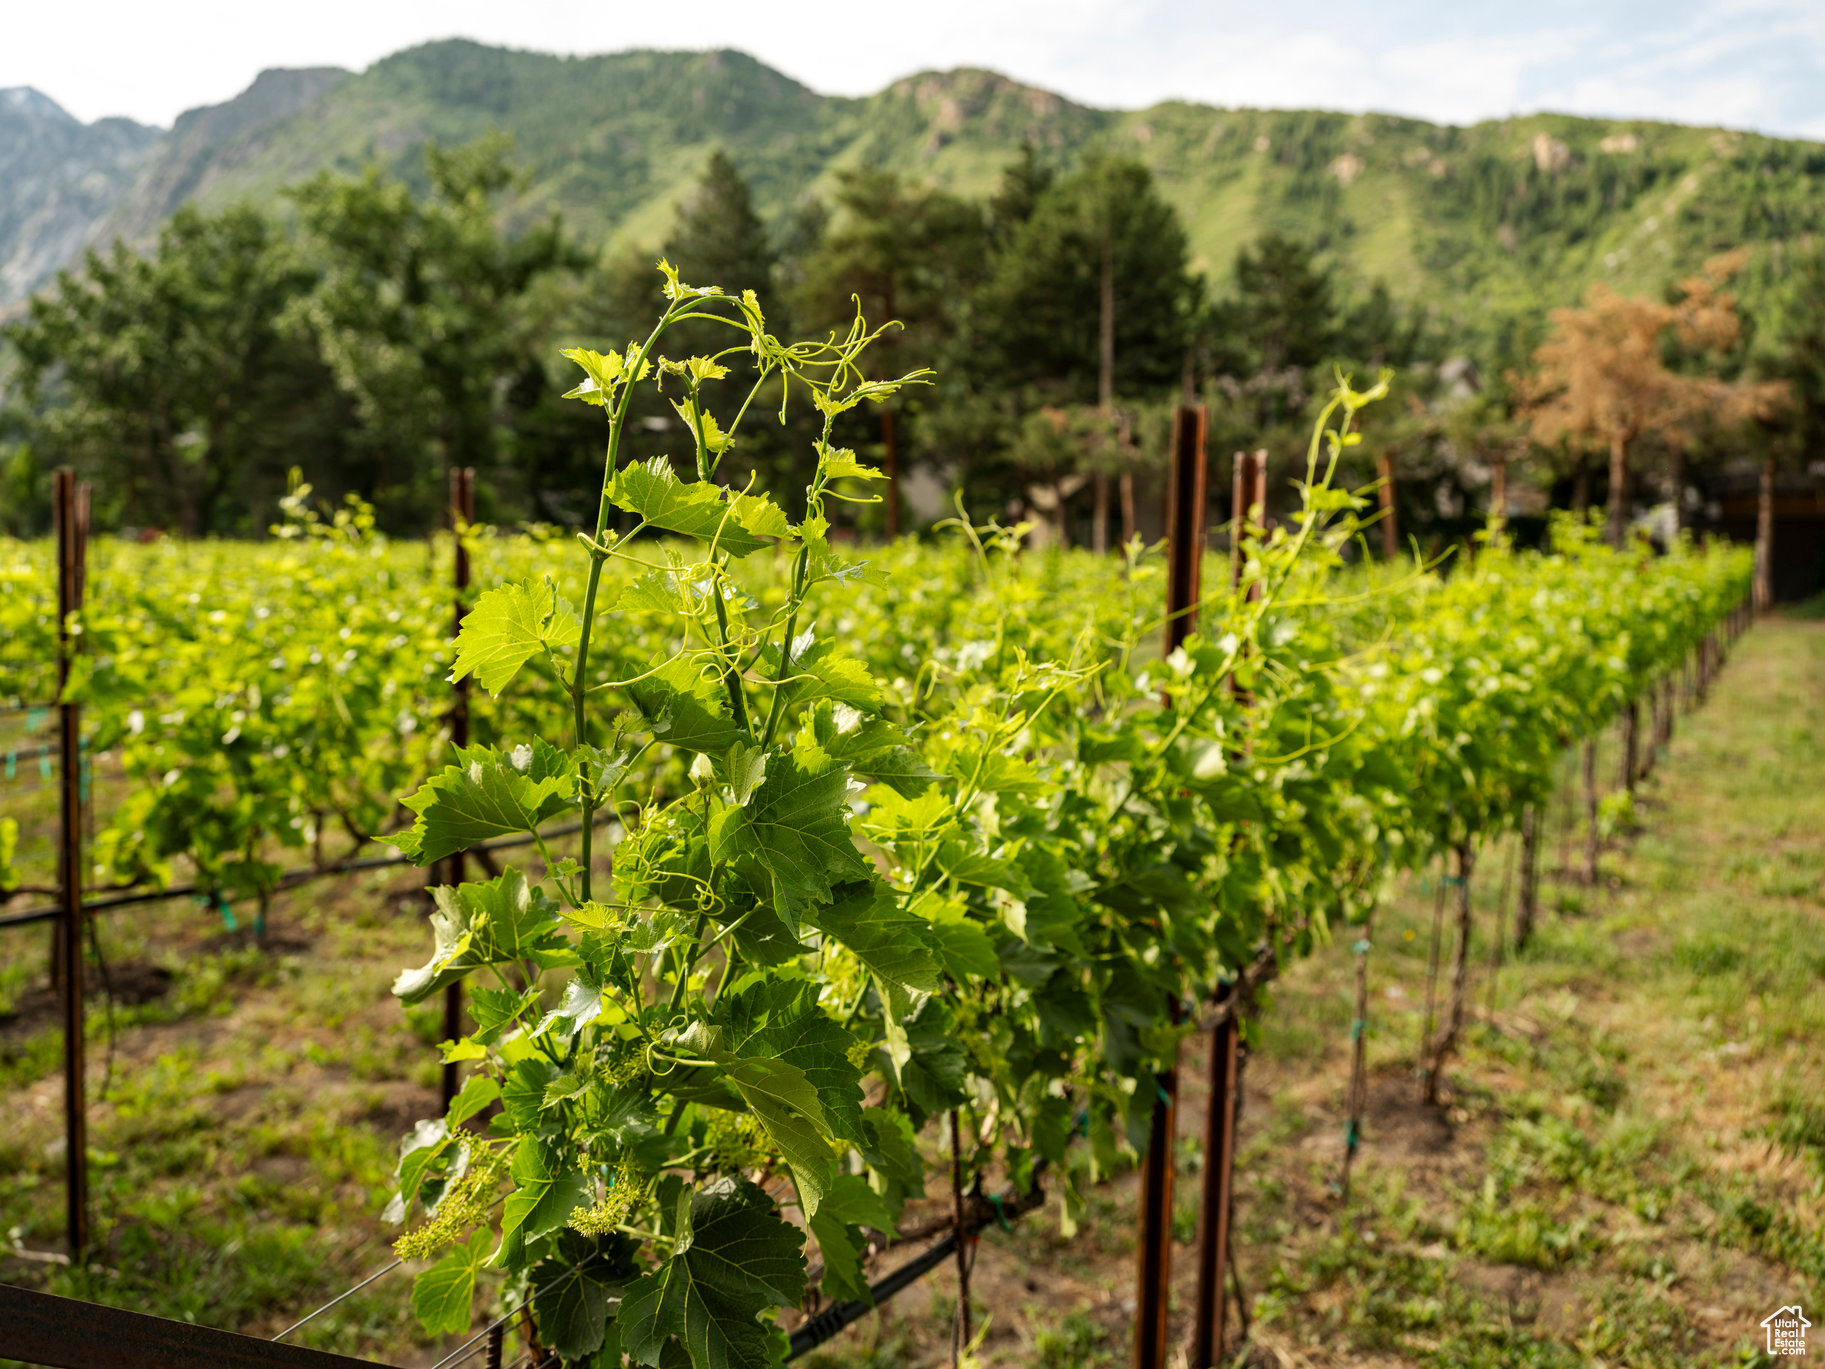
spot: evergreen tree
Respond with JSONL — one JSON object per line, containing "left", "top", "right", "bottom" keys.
{"left": 4, "top": 204, "right": 342, "bottom": 534}
{"left": 974, "top": 158, "right": 1197, "bottom": 405}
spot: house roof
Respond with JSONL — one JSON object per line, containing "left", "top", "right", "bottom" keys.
{"left": 1761, "top": 1304, "right": 1810, "bottom": 1326}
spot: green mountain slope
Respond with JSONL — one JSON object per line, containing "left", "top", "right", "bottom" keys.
{"left": 21, "top": 39, "right": 1825, "bottom": 345}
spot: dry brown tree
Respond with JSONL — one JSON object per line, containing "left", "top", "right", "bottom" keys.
{"left": 1521, "top": 252, "right": 1789, "bottom": 546}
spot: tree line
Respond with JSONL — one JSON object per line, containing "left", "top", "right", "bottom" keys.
{"left": 1, "top": 135, "right": 1820, "bottom": 548}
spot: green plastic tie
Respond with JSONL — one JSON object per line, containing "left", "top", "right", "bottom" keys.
{"left": 26, "top": 708, "right": 45, "bottom": 734}
{"left": 1351, "top": 939, "right": 1371, "bottom": 955}
{"left": 1074, "top": 1109, "right": 1090, "bottom": 1138}
{"left": 4, "top": 751, "right": 13, "bottom": 780}
{"left": 1442, "top": 874, "right": 1465, "bottom": 886}
{"left": 1344, "top": 1120, "right": 1360, "bottom": 1151}
{"left": 1350, "top": 1018, "right": 1365, "bottom": 1042}
{"left": 216, "top": 892, "right": 237, "bottom": 933}
{"left": 1153, "top": 1077, "right": 1173, "bottom": 1108}
{"left": 989, "top": 1193, "right": 1012, "bottom": 1232}
{"left": 38, "top": 753, "right": 51, "bottom": 780}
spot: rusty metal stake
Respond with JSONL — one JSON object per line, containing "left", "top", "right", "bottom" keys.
{"left": 1188, "top": 447, "right": 1263, "bottom": 1368}
{"left": 441, "top": 468, "right": 475, "bottom": 1112}
{"left": 1134, "top": 409, "right": 1209, "bottom": 1369}
{"left": 55, "top": 468, "right": 90, "bottom": 1261}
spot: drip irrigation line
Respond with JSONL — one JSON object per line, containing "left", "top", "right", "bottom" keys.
{"left": 0, "top": 812, "right": 617, "bottom": 931}
{"left": 273, "top": 1258, "right": 405, "bottom": 1342}
{"left": 786, "top": 1173, "right": 1047, "bottom": 1361}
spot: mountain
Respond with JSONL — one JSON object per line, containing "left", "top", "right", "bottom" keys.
{"left": 6, "top": 40, "right": 1825, "bottom": 346}
{"left": 0, "top": 87, "right": 162, "bottom": 302}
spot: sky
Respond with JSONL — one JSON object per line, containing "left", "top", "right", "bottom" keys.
{"left": 5, "top": 0, "right": 1825, "bottom": 139}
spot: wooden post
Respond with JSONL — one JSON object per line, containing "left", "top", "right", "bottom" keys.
{"left": 442, "top": 468, "right": 475, "bottom": 1112}
{"left": 1187, "top": 444, "right": 1262, "bottom": 1369}
{"left": 1582, "top": 739, "right": 1600, "bottom": 885}
{"left": 1136, "top": 408, "right": 1207, "bottom": 1369}
{"left": 54, "top": 469, "right": 90, "bottom": 1261}
{"left": 1514, "top": 804, "right": 1539, "bottom": 951}
{"left": 1376, "top": 452, "right": 1399, "bottom": 560}
{"left": 1424, "top": 842, "right": 1476, "bottom": 1105}
{"left": 1620, "top": 700, "right": 1639, "bottom": 795}
{"left": 1754, "top": 455, "right": 1774, "bottom": 612}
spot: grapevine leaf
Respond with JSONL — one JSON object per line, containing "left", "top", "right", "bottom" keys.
{"left": 499, "top": 1135, "right": 590, "bottom": 1265}
{"left": 390, "top": 742, "right": 575, "bottom": 865}
{"left": 395, "top": 869, "right": 569, "bottom": 1005}
{"left": 395, "top": 1117, "right": 451, "bottom": 1209}
{"left": 446, "top": 1074, "right": 501, "bottom": 1130}
{"left": 713, "top": 745, "right": 870, "bottom": 931}
{"left": 502, "top": 1056, "right": 560, "bottom": 1132}
{"left": 605, "top": 459, "right": 785, "bottom": 558}
{"left": 763, "top": 634, "right": 884, "bottom": 713}
{"left": 562, "top": 346, "right": 648, "bottom": 405}
{"left": 807, "top": 1174, "right": 894, "bottom": 1304}
{"left": 631, "top": 658, "right": 744, "bottom": 757}
{"left": 713, "top": 980, "right": 865, "bottom": 1148}
{"left": 390, "top": 899, "right": 478, "bottom": 1005}
{"left": 806, "top": 703, "right": 939, "bottom": 797}
{"left": 470, "top": 985, "right": 538, "bottom": 1042}
{"left": 411, "top": 1227, "right": 491, "bottom": 1337}
{"left": 856, "top": 1113, "right": 921, "bottom": 1225}
{"left": 723, "top": 741, "right": 768, "bottom": 806}
{"left": 451, "top": 578, "right": 579, "bottom": 696}
{"left": 619, "top": 1176, "right": 806, "bottom": 1369}
{"left": 533, "top": 975, "right": 604, "bottom": 1040}
{"left": 615, "top": 569, "right": 687, "bottom": 616}
{"left": 897, "top": 998, "right": 970, "bottom": 1122}
{"left": 671, "top": 399, "right": 734, "bottom": 455}
{"left": 914, "top": 896, "right": 1000, "bottom": 981}
{"left": 819, "top": 448, "right": 886, "bottom": 482}
{"left": 807, "top": 883, "right": 942, "bottom": 992}
{"left": 530, "top": 1231, "right": 641, "bottom": 1360}
{"left": 720, "top": 1056, "right": 834, "bottom": 1217}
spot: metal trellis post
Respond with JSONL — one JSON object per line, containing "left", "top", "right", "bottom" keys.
{"left": 442, "top": 468, "right": 475, "bottom": 1111}
{"left": 54, "top": 468, "right": 91, "bottom": 1260}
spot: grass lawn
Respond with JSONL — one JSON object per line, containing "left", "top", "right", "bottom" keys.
{"left": 2, "top": 618, "right": 1821, "bottom": 1367}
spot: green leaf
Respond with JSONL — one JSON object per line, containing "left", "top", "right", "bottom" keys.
{"left": 766, "top": 634, "right": 884, "bottom": 713}
{"left": 396, "top": 1117, "right": 451, "bottom": 1209}
{"left": 721, "top": 1055, "right": 834, "bottom": 1217}
{"left": 723, "top": 741, "right": 769, "bottom": 806}
{"left": 389, "top": 742, "right": 575, "bottom": 865}
{"left": 562, "top": 346, "right": 648, "bottom": 405}
{"left": 914, "top": 896, "right": 1000, "bottom": 981}
{"left": 714, "top": 745, "right": 870, "bottom": 930}
{"left": 619, "top": 1176, "right": 806, "bottom": 1369}
{"left": 446, "top": 1075, "right": 501, "bottom": 1129}
{"left": 451, "top": 578, "right": 579, "bottom": 696}
{"left": 606, "top": 459, "right": 786, "bottom": 557}
{"left": 819, "top": 447, "right": 886, "bottom": 482}
{"left": 806, "top": 703, "right": 939, "bottom": 798}
{"left": 412, "top": 1227, "right": 491, "bottom": 1337}
{"left": 807, "top": 1174, "right": 894, "bottom": 1304}
{"left": 391, "top": 898, "right": 478, "bottom": 1005}
{"left": 631, "top": 657, "right": 745, "bottom": 757}
{"left": 394, "top": 868, "right": 569, "bottom": 1005}
{"left": 534, "top": 975, "right": 604, "bottom": 1039}
{"left": 898, "top": 998, "right": 970, "bottom": 1121}
{"left": 531, "top": 1230, "right": 640, "bottom": 1360}
{"left": 499, "top": 1135, "right": 589, "bottom": 1263}
{"left": 807, "top": 883, "right": 941, "bottom": 993}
